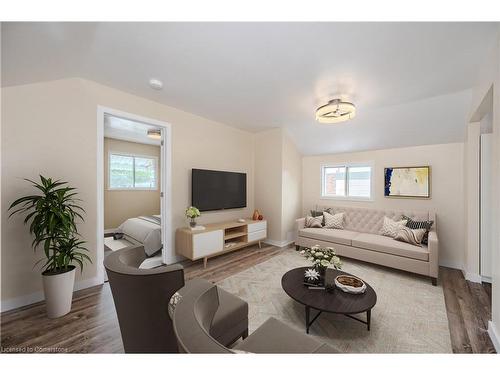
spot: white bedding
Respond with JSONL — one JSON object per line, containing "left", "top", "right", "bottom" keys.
{"left": 118, "top": 215, "right": 162, "bottom": 256}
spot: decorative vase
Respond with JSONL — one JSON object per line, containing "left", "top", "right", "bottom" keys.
{"left": 189, "top": 218, "right": 197, "bottom": 228}
{"left": 42, "top": 266, "right": 76, "bottom": 319}
{"left": 315, "top": 265, "right": 327, "bottom": 280}
{"left": 252, "top": 209, "right": 260, "bottom": 221}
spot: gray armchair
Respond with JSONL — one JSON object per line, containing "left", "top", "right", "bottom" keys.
{"left": 104, "top": 246, "right": 185, "bottom": 353}
{"left": 172, "top": 283, "right": 337, "bottom": 353}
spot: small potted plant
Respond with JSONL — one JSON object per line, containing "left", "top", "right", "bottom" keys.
{"left": 185, "top": 206, "right": 201, "bottom": 228}
{"left": 300, "top": 245, "right": 342, "bottom": 277}
{"left": 9, "top": 176, "right": 91, "bottom": 318}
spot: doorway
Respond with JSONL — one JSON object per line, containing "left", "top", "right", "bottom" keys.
{"left": 96, "top": 107, "right": 172, "bottom": 284}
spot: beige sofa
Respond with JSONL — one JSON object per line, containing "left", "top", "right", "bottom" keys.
{"left": 295, "top": 206, "right": 438, "bottom": 285}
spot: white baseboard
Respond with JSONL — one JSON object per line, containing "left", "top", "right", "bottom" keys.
{"left": 1, "top": 276, "right": 102, "bottom": 313}
{"left": 263, "top": 239, "right": 294, "bottom": 248}
{"left": 463, "top": 270, "right": 483, "bottom": 283}
{"left": 482, "top": 275, "right": 492, "bottom": 283}
{"left": 438, "top": 259, "right": 463, "bottom": 270}
{"left": 488, "top": 321, "right": 500, "bottom": 352}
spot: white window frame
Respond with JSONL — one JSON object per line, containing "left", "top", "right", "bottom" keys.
{"left": 320, "top": 162, "right": 374, "bottom": 201}
{"left": 108, "top": 151, "right": 159, "bottom": 191}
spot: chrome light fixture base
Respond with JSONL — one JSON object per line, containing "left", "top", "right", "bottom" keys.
{"left": 316, "top": 99, "right": 356, "bottom": 124}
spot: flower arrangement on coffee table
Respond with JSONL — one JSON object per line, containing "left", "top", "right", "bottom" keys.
{"left": 300, "top": 245, "right": 342, "bottom": 286}
{"left": 300, "top": 245, "right": 342, "bottom": 270}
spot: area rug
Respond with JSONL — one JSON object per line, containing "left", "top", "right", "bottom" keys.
{"left": 216, "top": 248, "right": 452, "bottom": 353}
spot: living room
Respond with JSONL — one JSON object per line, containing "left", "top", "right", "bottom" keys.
{"left": 1, "top": 1, "right": 500, "bottom": 374}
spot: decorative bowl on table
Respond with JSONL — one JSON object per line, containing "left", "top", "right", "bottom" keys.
{"left": 334, "top": 275, "right": 367, "bottom": 294}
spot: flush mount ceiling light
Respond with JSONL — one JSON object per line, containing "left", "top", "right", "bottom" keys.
{"left": 149, "top": 78, "right": 163, "bottom": 90}
{"left": 147, "top": 129, "right": 162, "bottom": 140}
{"left": 315, "top": 99, "right": 356, "bottom": 124}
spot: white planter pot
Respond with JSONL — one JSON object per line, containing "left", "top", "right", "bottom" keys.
{"left": 42, "top": 266, "right": 76, "bottom": 319}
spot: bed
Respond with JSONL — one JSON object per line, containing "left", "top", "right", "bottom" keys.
{"left": 105, "top": 215, "right": 162, "bottom": 256}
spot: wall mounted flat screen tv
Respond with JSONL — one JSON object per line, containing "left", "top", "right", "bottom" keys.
{"left": 192, "top": 169, "right": 247, "bottom": 211}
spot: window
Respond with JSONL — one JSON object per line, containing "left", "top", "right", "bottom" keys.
{"left": 109, "top": 153, "right": 157, "bottom": 190}
{"left": 321, "top": 164, "right": 372, "bottom": 199}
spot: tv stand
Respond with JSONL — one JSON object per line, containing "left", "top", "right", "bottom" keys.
{"left": 175, "top": 219, "right": 267, "bottom": 268}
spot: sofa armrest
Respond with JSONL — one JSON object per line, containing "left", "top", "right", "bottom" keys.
{"left": 296, "top": 217, "right": 306, "bottom": 230}
{"left": 427, "top": 230, "right": 439, "bottom": 279}
{"left": 295, "top": 218, "right": 306, "bottom": 243}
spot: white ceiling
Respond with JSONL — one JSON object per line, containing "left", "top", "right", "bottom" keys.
{"left": 2, "top": 22, "right": 498, "bottom": 154}
{"left": 104, "top": 115, "right": 162, "bottom": 146}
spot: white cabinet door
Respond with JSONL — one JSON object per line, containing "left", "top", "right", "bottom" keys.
{"left": 192, "top": 230, "right": 223, "bottom": 259}
{"left": 248, "top": 221, "right": 267, "bottom": 233}
{"left": 248, "top": 229, "right": 266, "bottom": 242}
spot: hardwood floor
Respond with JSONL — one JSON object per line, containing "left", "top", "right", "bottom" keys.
{"left": 0, "top": 245, "right": 496, "bottom": 354}
{"left": 441, "top": 267, "right": 496, "bottom": 353}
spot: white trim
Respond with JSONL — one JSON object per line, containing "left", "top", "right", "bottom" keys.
{"left": 97, "top": 106, "right": 173, "bottom": 284}
{"left": 1, "top": 277, "right": 100, "bottom": 313}
{"left": 488, "top": 321, "right": 500, "bottom": 352}
{"left": 320, "top": 162, "right": 374, "bottom": 201}
{"left": 263, "top": 239, "right": 294, "bottom": 248}
{"left": 463, "top": 270, "right": 483, "bottom": 283}
{"left": 438, "top": 259, "right": 463, "bottom": 270}
{"left": 481, "top": 275, "right": 492, "bottom": 283}
{"left": 107, "top": 150, "right": 159, "bottom": 191}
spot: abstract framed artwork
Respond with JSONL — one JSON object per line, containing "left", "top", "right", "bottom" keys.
{"left": 384, "top": 166, "right": 430, "bottom": 198}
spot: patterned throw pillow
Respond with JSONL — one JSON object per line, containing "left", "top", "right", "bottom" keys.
{"left": 168, "top": 291, "right": 182, "bottom": 319}
{"left": 401, "top": 215, "right": 434, "bottom": 245}
{"left": 310, "top": 210, "right": 324, "bottom": 218}
{"left": 394, "top": 227, "right": 427, "bottom": 246}
{"left": 323, "top": 211, "right": 344, "bottom": 229}
{"left": 305, "top": 215, "right": 323, "bottom": 228}
{"left": 379, "top": 216, "right": 408, "bottom": 238}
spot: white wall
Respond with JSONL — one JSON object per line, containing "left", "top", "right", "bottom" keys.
{"left": 463, "top": 122, "right": 481, "bottom": 281}
{"left": 254, "top": 128, "right": 283, "bottom": 243}
{"left": 302, "top": 143, "right": 465, "bottom": 268}
{"left": 281, "top": 131, "right": 302, "bottom": 244}
{"left": 1, "top": 78, "right": 255, "bottom": 310}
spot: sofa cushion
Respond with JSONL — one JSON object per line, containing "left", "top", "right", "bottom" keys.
{"left": 211, "top": 287, "right": 248, "bottom": 344}
{"left": 351, "top": 233, "right": 429, "bottom": 261}
{"left": 177, "top": 279, "right": 248, "bottom": 346}
{"left": 298, "top": 228, "right": 360, "bottom": 246}
{"left": 234, "top": 317, "right": 337, "bottom": 353}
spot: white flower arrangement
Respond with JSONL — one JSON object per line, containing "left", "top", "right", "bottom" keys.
{"left": 185, "top": 206, "right": 201, "bottom": 219}
{"left": 304, "top": 268, "right": 320, "bottom": 282}
{"left": 300, "top": 245, "right": 342, "bottom": 270}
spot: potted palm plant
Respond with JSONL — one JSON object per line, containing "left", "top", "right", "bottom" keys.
{"left": 9, "top": 176, "right": 92, "bottom": 318}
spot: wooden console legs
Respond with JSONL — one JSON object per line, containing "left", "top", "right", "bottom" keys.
{"left": 431, "top": 277, "right": 437, "bottom": 286}
{"left": 203, "top": 257, "right": 208, "bottom": 269}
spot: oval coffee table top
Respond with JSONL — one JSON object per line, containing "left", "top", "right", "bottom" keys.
{"left": 281, "top": 267, "right": 377, "bottom": 314}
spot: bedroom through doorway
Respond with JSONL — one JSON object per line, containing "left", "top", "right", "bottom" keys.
{"left": 97, "top": 107, "right": 172, "bottom": 284}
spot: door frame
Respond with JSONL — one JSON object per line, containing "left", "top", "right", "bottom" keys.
{"left": 96, "top": 106, "right": 173, "bottom": 284}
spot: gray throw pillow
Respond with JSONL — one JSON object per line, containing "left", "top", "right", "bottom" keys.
{"left": 305, "top": 215, "right": 323, "bottom": 228}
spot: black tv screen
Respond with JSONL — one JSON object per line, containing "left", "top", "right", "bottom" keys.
{"left": 192, "top": 169, "right": 247, "bottom": 211}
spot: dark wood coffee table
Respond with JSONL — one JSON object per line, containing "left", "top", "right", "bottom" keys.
{"left": 281, "top": 267, "right": 377, "bottom": 334}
